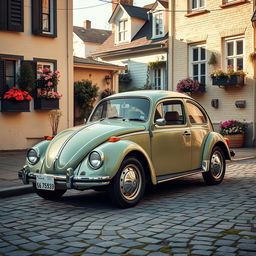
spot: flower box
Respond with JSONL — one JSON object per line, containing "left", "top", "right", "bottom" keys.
{"left": 1, "top": 99, "right": 30, "bottom": 112}
{"left": 224, "top": 134, "right": 244, "bottom": 148}
{"left": 34, "top": 98, "right": 59, "bottom": 110}
{"left": 212, "top": 75, "right": 244, "bottom": 86}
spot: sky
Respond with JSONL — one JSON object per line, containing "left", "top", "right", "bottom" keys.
{"left": 73, "top": 0, "right": 154, "bottom": 30}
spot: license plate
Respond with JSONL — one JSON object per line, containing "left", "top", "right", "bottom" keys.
{"left": 36, "top": 174, "right": 55, "bottom": 191}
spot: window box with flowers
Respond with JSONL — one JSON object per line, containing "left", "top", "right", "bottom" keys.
{"left": 176, "top": 78, "right": 205, "bottom": 93}
{"left": 219, "top": 120, "right": 247, "bottom": 148}
{"left": 34, "top": 68, "right": 62, "bottom": 110}
{"left": 211, "top": 67, "right": 246, "bottom": 87}
{"left": 1, "top": 87, "right": 32, "bottom": 112}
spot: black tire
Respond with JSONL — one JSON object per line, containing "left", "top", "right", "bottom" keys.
{"left": 202, "top": 146, "right": 226, "bottom": 185}
{"left": 108, "top": 157, "right": 146, "bottom": 208}
{"left": 33, "top": 183, "right": 66, "bottom": 200}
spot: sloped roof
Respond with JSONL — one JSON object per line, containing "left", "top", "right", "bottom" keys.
{"left": 121, "top": 4, "right": 150, "bottom": 20}
{"left": 74, "top": 56, "right": 124, "bottom": 70}
{"left": 158, "top": 0, "right": 168, "bottom": 9}
{"left": 93, "top": 17, "right": 168, "bottom": 57}
{"left": 252, "top": 10, "right": 256, "bottom": 22}
{"left": 73, "top": 26, "right": 111, "bottom": 44}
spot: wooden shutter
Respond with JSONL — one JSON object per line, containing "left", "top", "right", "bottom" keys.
{"left": 52, "top": 0, "right": 57, "bottom": 37}
{"left": 0, "top": 0, "right": 8, "bottom": 30}
{"left": 7, "top": 0, "right": 24, "bottom": 32}
{"left": 32, "top": 0, "right": 42, "bottom": 35}
{"left": 0, "top": 60, "right": 6, "bottom": 97}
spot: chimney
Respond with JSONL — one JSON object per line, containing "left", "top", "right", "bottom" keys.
{"left": 112, "top": 0, "right": 133, "bottom": 12}
{"left": 83, "top": 20, "right": 91, "bottom": 29}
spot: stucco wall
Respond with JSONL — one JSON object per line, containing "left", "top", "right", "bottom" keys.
{"left": 169, "top": 0, "right": 255, "bottom": 145}
{"left": 0, "top": 0, "right": 73, "bottom": 150}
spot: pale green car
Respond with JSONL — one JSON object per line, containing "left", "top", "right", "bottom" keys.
{"left": 19, "top": 90, "right": 232, "bottom": 208}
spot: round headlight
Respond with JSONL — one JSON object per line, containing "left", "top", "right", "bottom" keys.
{"left": 89, "top": 151, "right": 103, "bottom": 169}
{"left": 27, "top": 149, "right": 39, "bottom": 165}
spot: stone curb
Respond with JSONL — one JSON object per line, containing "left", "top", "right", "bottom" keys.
{"left": 0, "top": 185, "right": 33, "bottom": 198}
{"left": 0, "top": 156, "right": 255, "bottom": 199}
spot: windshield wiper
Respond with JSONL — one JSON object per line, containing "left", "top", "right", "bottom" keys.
{"left": 128, "top": 118, "right": 145, "bottom": 122}
{"left": 108, "top": 116, "right": 124, "bottom": 120}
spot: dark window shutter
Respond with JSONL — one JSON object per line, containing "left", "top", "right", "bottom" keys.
{"left": 0, "top": 0, "right": 8, "bottom": 31}
{"left": 7, "top": 0, "right": 24, "bottom": 32}
{"left": 0, "top": 60, "right": 6, "bottom": 97}
{"left": 32, "top": 0, "right": 42, "bottom": 35}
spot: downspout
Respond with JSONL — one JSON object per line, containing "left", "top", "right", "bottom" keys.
{"left": 170, "top": 0, "right": 175, "bottom": 91}
{"left": 253, "top": 2, "right": 256, "bottom": 146}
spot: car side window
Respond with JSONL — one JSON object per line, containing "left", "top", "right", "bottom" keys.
{"left": 155, "top": 100, "right": 185, "bottom": 125}
{"left": 186, "top": 102, "right": 207, "bottom": 124}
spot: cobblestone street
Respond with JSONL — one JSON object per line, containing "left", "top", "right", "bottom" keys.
{"left": 0, "top": 159, "right": 255, "bottom": 256}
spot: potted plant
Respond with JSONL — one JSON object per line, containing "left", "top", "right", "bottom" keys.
{"left": 35, "top": 68, "right": 61, "bottom": 110}
{"left": 1, "top": 87, "right": 32, "bottom": 112}
{"left": 176, "top": 78, "right": 205, "bottom": 93}
{"left": 219, "top": 120, "right": 247, "bottom": 148}
{"left": 211, "top": 66, "right": 246, "bottom": 86}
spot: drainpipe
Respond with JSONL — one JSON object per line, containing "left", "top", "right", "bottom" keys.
{"left": 169, "top": 0, "right": 175, "bottom": 91}
{"left": 252, "top": 2, "right": 256, "bottom": 146}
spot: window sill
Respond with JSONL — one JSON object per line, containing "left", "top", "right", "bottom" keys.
{"left": 185, "top": 10, "right": 209, "bottom": 17}
{"left": 220, "top": 0, "right": 247, "bottom": 8}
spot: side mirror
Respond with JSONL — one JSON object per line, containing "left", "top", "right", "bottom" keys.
{"left": 155, "top": 118, "right": 166, "bottom": 126}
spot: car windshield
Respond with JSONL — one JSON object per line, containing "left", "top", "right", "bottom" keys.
{"left": 90, "top": 97, "right": 150, "bottom": 122}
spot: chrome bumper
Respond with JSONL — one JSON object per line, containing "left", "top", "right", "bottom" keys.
{"left": 18, "top": 166, "right": 111, "bottom": 190}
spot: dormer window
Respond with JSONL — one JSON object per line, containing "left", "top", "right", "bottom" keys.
{"left": 153, "top": 12, "right": 164, "bottom": 38}
{"left": 118, "top": 19, "right": 128, "bottom": 42}
{"left": 191, "top": 0, "right": 206, "bottom": 11}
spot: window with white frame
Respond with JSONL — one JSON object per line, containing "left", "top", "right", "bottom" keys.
{"left": 118, "top": 20, "right": 128, "bottom": 42}
{"left": 37, "top": 62, "right": 54, "bottom": 78}
{"left": 191, "top": 0, "right": 206, "bottom": 11}
{"left": 224, "top": 0, "right": 237, "bottom": 3}
{"left": 152, "top": 68, "right": 165, "bottom": 90}
{"left": 189, "top": 44, "right": 206, "bottom": 85}
{"left": 225, "top": 36, "right": 244, "bottom": 70}
{"left": 153, "top": 12, "right": 164, "bottom": 38}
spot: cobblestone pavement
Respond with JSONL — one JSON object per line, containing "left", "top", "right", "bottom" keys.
{"left": 0, "top": 159, "right": 255, "bottom": 256}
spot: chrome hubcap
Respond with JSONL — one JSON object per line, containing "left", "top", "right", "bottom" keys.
{"left": 211, "top": 151, "right": 223, "bottom": 179}
{"left": 120, "top": 164, "right": 141, "bottom": 201}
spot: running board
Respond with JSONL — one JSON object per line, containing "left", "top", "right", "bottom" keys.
{"left": 156, "top": 169, "right": 204, "bottom": 184}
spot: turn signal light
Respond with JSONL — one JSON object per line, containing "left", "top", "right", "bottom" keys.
{"left": 45, "top": 136, "right": 53, "bottom": 141}
{"left": 224, "top": 137, "right": 230, "bottom": 148}
{"left": 109, "top": 137, "right": 120, "bottom": 142}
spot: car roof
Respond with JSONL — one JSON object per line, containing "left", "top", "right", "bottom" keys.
{"left": 108, "top": 90, "right": 192, "bottom": 103}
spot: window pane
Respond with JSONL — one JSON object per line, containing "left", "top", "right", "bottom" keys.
{"left": 200, "top": 76, "right": 205, "bottom": 85}
{"left": 192, "top": 0, "right": 197, "bottom": 9}
{"left": 42, "top": 14, "right": 50, "bottom": 32}
{"left": 193, "top": 48, "right": 198, "bottom": 61}
{"left": 42, "top": 0, "right": 49, "bottom": 14}
{"left": 227, "top": 59, "right": 233, "bottom": 67}
{"left": 201, "top": 63, "right": 205, "bottom": 75}
{"left": 187, "top": 102, "right": 207, "bottom": 124}
{"left": 236, "top": 40, "right": 243, "bottom": 55}
{"left": 5, "top": 61, "right": 15, "bottom": 76}
{"left": 227, "top": 42, "right": 234, "bottom": 56}
{"left": 193, "top": 76, "right": 199, "bottom": 81}
{"left": 200, "top": 48, "right": 206, "bottom": 60}
{"left": 6, "top": 77, "right": 15, "bottom": 88}
{"left": 193, "top": 64, "right": 198, "bottom": 76}
{"left": 163, "top": 101, "right": 185, "bottom": 125}
{"left": 237, "top": 58, "right": 243, "bottom": 70}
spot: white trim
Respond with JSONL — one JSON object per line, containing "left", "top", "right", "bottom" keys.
{"left": 191, "top": 0, "right": 206, "bottom": 11}
{"left": 152, "top": 11, "right": 164, "bottom": 39}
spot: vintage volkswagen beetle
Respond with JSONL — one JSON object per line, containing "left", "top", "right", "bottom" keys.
{"left": 19, "top": 90, "right": 231, "bottom": 208}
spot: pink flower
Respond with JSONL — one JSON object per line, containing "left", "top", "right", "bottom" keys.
{"left": 47, "top": 81, "right": 53, "bottom": 86}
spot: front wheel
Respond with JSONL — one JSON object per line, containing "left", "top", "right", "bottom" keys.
{"left": 33, "top": 183, "right": 66, "bottom": 200}
{"left": 108, "top": 157, "right": 145, "bottom": 208}
{"left": 202, "top": 146, "right": 226, "bottom": 185}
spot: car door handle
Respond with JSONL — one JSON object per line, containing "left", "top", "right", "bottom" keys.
{"left": 183, "top": 131, "right": 191, "bottom": 136}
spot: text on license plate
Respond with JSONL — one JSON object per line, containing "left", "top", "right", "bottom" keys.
{"left": 36, "top": 174, "right": 55, "bottom": 191}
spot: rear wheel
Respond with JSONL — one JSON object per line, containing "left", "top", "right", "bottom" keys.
{"left": 33, "top": 183, "right": 66, "bottom": 200}
{"left": 203, "top": 146, "right": 226, "bottom": 185}
{"left": 108, "top": 157, "right": 145, "bottom": 208}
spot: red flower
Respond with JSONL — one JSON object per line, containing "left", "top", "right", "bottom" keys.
{"left": 3, "top": 87, "right": 32, "bottom": 101}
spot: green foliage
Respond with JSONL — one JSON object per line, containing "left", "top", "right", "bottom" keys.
{"left": 119, "top": 73, "right": 132, "bottom": 83}
{"left": 148, "top": 60, "right": 166, "bottom": 69}
{"left": 74, "top": 80, "right": 99, "bottom": 121}
{"left": 100, "top": 88, "right": 115, "bottom": 99}
{"left": 17, "top": 62, "right": 36, "bottom": 92}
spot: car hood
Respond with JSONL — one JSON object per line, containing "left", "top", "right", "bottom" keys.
{"left": 43, "top": 120, "right": 146, "bottom": 174}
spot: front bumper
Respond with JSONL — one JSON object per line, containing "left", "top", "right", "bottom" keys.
{"left": 18, "top": 166, "right": 111, "bottom": 190}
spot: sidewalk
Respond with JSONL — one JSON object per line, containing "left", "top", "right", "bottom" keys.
{"left": 0, "top": 147, "right": 256, "bottom": 198}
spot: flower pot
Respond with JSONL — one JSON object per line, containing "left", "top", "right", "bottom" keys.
{"left": 1, "top": 99, "right": 30, "bottom": 112}
{"left": 212, "top": 75, "right": 244, "bottom": 86}
{"left": 34, "top": 98, "right": 59, "bottom": 110}
{"left": 224, "top": 134, "right": 245, "bottom": 148}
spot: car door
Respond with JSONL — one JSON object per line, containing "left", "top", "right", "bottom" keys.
{"left": 185, "top": 100, "right": 210, "bottom": 170}
{"left": 151, "top": 99, "right": 191, "bottom": 176}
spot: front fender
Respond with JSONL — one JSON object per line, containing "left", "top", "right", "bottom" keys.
{"left": 202, "top": 132, "right": 231, "bottom": 163}
{"left": 78, "top": 140, "right": 157, "bottom": 184}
